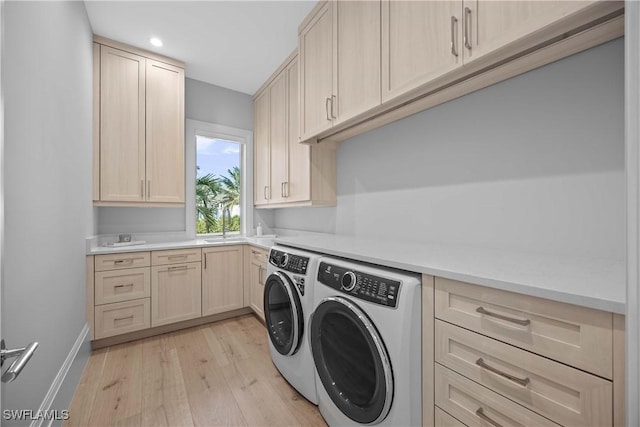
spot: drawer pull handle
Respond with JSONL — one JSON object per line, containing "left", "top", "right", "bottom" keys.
{"left": 476, "top": 306, "right": 530, "bottom": 326}
{"left": 450, "top": 15, "right": 458, "bottom": 57}
{"left": 114, "top": 283, "right": 134, "bottom": 290}
{"left": 114, "top": 315, "right": 134, "bottom": 322}
{"left": 114, "top": 259, "right": 134, "bottom": 265}
{"left": 168, "top": 265, "right": 189, "bottom": 271}
{"left": 475, "top": 407, "right": 503, "bottom": 427}
{"left": 167, "top": 255, "right": 188, "bottom": 260}
{"left": 475, "top": 358, "right": 530, "bottom": 387}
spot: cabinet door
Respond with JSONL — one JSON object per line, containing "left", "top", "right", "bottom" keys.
{"left": 299, "top": 1, "right": 334, "bottom": 141}
{"left": 202, "top": 246, "right": 244, "bottom": 316}
{"left": 100, "top": 46, "right": 146, "bottom": 201}
{"left": 249, "top": 259, "right": 266, "bottom": 321}
{"left": 145, "top": 59, "right": 185, "bottom": 203}
{"left": 151, "top": 262, "right": 201, "bottom": 327}
{"left": 335, "top": 0, "right": 381, "bottom": 124}
{"left": 269, "top": 72, "right": 288, "bottom": 204}
{"left": 381, "top": 1, "right": 462, "bottom": 103}
{"left": 254, "top": 91, "right": 271, "bottom": 205}
{"left": 462, "top": 0, "right": 593, "bottom": 65}
{"left": 286, "top": 57, "right": 311, "bottom": 203}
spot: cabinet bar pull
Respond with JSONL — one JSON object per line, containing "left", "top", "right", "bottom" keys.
{"left": 258, "top": 266, "right": 264, "bottom": 286}
{"left": 141, "top": 179, "right": 144, "bottom": 198}
{"left": 168, "top": 255, "right": 188, "bottom": 260}
{"left": 331, "top": 95, "right": 337, "bottom": 119}
{"left": 475, "top": 408, "right": 503, "bottom": 427}
{"left": 451, "top": 16, "right": 458, "bottom": 57}
{"left": 114, "top": 259, "right": 134, "bottom": 265}
{"left": 476, "top": 306, "right": 530, "bottom": 326}
{"left": 204, "top": 253, "right": 207, "bottom": 270}
{"left": 475, "top": 358, "right": 530, "bottom": 387}
{"left": 114, "top": 315, "right": 134, "bottom": 322}
{"left": 168, "top": 265, "right": 189, "bottom": 271}
{"left": 114, "top": 283, "right": 134, "bottom": 289}
{"left": 325, "top": 97, "right": 332, "bottom": 121}
{"left": 464, "top": 7, "right": 472, "bottom": 50}
{"left": 147, "top": 180, "right": 151, "bottom": 198}
{"left": 264, "top": 186, "right": 269, "bottom": 200}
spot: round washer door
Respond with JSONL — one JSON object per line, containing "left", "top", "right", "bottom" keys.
{"left": 264, "top": 271, "right": 304, "bottom": 356}
{"left": 311, "top": 296, "right": 393, "bottom": 425}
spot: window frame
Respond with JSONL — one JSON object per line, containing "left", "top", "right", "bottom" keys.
{"left": 185, "top": 119, "right": 253, "bottom": 238}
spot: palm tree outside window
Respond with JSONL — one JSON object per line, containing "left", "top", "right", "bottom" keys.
{"left": 195, "top": 136, "right": 241, "bottom": 235}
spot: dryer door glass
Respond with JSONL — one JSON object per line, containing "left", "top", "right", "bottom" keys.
{"left": 264, "top": 272, "right": 304, "bottom": 356}
{"left": 310, "top": 297, "right": 393, "bottom": 425}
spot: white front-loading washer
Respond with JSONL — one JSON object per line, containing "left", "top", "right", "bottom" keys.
{"left": 264, "top": 245, "right": 319, "bottom": 405}
{"left": 311, "top": 257, "right": 422, "bottom": 426}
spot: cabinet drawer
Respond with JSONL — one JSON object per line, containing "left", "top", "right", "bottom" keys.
{"left": 435, "top": 407, "right": 466, "bottom": 427}
{"left": 250, "top": 247, "right": 269, "bottom": 264}
{"left": 436, "top": 320, "right": 612, "bottom": 426}
{"left": 434, "top": 277, "right": 613, "bottom": 379}
{"left": 95, "top": 267, "right": 150, "bottom": 305}
{"left": 94, "top": 298, "right": 150, "bottom": 339}
{"left": 95, "top": 252, "right": 150, "bottom": 271}
{"left": 435, "top": 365, "right": 560, "bottom": 427}
{"left": 152, "top": 248, "right": 201, "bottom": 265}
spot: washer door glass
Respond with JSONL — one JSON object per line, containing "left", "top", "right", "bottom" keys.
{"left": 264, "top": 272, "right": 303, "bottom": 356}
{"left": 310, "top": 297, "right": 393, "bottom": 425}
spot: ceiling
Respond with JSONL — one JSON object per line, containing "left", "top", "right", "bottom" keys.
{"left": 84, "top": 1, "right": 316, "bottom": 95}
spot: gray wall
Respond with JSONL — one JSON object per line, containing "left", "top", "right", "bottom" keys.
{"left": 97, "top": 77, "right": 275, "bottom": 235}
{"left": 4, "top": 0, "right": 93, "bottom": 416}
{"left": 275, "top": 39, "right": 625, "bottom": 260}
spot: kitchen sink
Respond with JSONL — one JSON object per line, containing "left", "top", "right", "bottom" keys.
{"left": 203, "top": 237, "right": 246, "bottom": 244}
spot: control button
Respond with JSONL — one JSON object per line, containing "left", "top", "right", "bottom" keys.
{"left": 341, "top": 271, "right": 357, "bottom": 292}
{"left": 278, "top": 253, "right": 289, "bottom": 268}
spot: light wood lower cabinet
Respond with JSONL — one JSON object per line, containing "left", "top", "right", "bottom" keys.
{"left": 94, "top": 298, "right": 150, "bottom": 339}
{"left": 248, "top": 247, "right": 269, "bottom": 320}
{"left": 426, "top": 275, "right": 624, "bottom": 427}
{"left": 151, "top": 262, "right": 202, "bottom": 327}
{"left": 202, "top": 245, "right": 244, "bottom": 316}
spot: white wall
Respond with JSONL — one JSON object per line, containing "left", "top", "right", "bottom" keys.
{"left": 4, "top": 0, "right": 93, "bottom": 414}
{"left": 97, "top": 77, "right": 274, "bottom": 236}
{"left": 275, "top": 38, "right": 625, "bottom": 260}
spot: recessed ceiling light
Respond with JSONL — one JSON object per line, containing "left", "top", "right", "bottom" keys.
{"left": 150, "top": 37, "right": 163, "bottom": 47}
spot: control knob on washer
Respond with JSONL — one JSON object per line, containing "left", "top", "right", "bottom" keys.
{"left": 341, "top": 271, "right": 357, "bottom": 291}
{"left": 278, "top": 253, "right": 289, "bottom": 268}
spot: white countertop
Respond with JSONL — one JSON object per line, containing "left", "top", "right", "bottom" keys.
{"left": 88, "top": 236, "right": 274, "bottom": 254}
{"left": 274, "top": 234, "right": 626, "bottom": 314}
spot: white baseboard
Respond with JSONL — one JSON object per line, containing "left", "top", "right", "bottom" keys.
{"left": 31, "top": 323, "right": 89, "bottom": 427}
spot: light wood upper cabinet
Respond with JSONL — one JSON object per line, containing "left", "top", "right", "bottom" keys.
{"left": 269, "top": 72, "right": 289, "bottom": 204}
{"left": 145, "top": 59, "right": 185, "bottom": 203}
{"left": 99, "top": 46, "right": 146, "bottom": 202}
{"left": 202, "top": 245, "right": 244, "bottom": 316}
{"left": 381, "top": 1, "right": 462, "bottom": 102}
{"left": 299, "top": 0, "right": 382, "bottom": 138}
{"left": 253, "top": 53, "right": 336, "bottom": 208}
{"left": 334, "top": 0, "right": 381, "bottom": 123}
{"left": 254, "top": 91, "right": 271, "bottom": 205}
{"left": 462, "top": 0, "right": 593, "bottom": 65}
{"left": 94, "top": 37, "right": 185, "bottom": 206}
{"left": 299, "top": 1, "right": 334, "bottom": 141}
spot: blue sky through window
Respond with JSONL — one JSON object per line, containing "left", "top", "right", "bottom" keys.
{"left": 196, "top": 136, "right": 240, "bottom": 178}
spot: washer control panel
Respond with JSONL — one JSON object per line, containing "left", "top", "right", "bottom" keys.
{"left": 317, "top": 262, "right": 400, "bottom": 308}
{"left": 269, "top": 249, "right": 309, "bottom": 275}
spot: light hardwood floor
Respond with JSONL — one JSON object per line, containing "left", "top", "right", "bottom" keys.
{"left": 65, "top": 315, "right": 327, "bottom": 427}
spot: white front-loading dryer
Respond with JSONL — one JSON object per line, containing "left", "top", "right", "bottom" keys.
{"left": 264, "top": 245, "right": 319, "bottom": 405}
{"left": 311, "top": 257, "right": 422, "bottom": 426}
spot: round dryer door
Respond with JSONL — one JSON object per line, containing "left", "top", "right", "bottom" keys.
{"left": 264, "top": 271, "right": 304, "bottom": 356}
{"left": 310, "top": 296, "right": 393, "bottom": 425}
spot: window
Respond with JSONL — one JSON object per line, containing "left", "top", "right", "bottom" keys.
{"left": 195, "top": 136, "right": 242, "bottom": 235}
{"left": 186, "top": 120, "right": 253, "bottom": 238}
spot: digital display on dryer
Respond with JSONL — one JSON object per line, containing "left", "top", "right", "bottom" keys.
{"left": 317, "top": 262, "right": 400, "bottom": 308}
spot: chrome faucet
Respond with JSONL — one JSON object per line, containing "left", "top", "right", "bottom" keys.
{"left": 221, "top": 205, "right": 232, "bottom": 238}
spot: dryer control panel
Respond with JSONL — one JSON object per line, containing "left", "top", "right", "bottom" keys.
{"left": 269, "top": 249, "right": 309, "bottom": 275}
{"left": 317, "top": 262, "right": 401, "bottom": 308}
